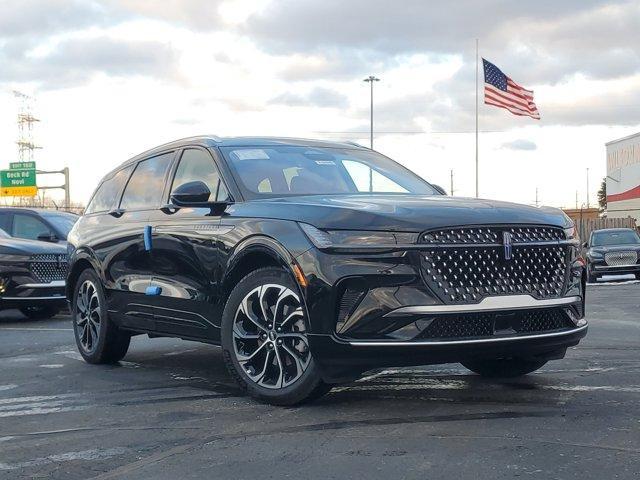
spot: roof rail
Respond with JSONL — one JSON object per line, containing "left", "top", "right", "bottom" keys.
{"left": 344, "top": 141, "right": 367, "bottom": 148}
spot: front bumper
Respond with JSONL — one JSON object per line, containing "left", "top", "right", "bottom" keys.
{"left": 0, "top": 279, "right": 67, "bottom": 309}
{"left": 309, "top": 323, "right": 588, "bottom": 381}
{"left": 295, "top": 241, "right": 587, "bottom": 381}
{"left": 592, "top": 262, "right": 640, "bottom": 276}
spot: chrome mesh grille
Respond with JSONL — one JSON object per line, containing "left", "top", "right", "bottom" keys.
{"left": 604, "top": 251, "right": 637, "bottom": 266}
{"left": 420, "top": 308, "right": 573, "bottom": 340}
{"left": 30, "top": 254, "right": 68, "bottom": 283}
{"left": 421, "top": 226, "right": 565, "bottom": 245}
{"left": 420, "top": 226, "right": 569, "bottom": 304}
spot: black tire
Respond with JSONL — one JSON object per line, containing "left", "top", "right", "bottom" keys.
{"left": 20, "top": 306, "right": 60, "bottom": 320}
{"left": 72, "top": 269, "right": 131, "bottom": 364}
{"left": 221, "top": 267, "right": 331, "bottom": 406}
{"left": 462, "top": 358, "right": 547, "bottom": 378}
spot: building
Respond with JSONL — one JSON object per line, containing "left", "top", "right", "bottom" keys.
{"left": 562, "top": 207, "right": 599, "bottom": 224}
{"left": 606, "top": 132, "right": 640, "bottom": 222}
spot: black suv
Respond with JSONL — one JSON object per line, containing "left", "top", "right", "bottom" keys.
{"left": 0, "top": 207, "right": 78, "bottom": 243}
{"left": 67, "top": 136, "right": 588, "bottom": 405}
{"left": 585, "top": 228, "right": 640, "bottom": 282}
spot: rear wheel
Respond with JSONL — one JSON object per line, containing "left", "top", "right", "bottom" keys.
{"left": 72, "top": 269, "right": 131, "bottom": 364}
{"left": 221, "top": 267, "right": 331, "bottom": 406}
{"left": 462, "top": 358, "right": 547, "bottom": 378}
{"left": 20, "top": 306, "right": 59, "bottom": 320}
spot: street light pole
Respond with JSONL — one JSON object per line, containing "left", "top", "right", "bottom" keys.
{"left": 363, "top": 76, "right": 380, "bottom": 150}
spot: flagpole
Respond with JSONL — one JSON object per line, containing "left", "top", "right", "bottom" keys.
{"left": 475, "top": 38, "right": 479, "bottom": 198}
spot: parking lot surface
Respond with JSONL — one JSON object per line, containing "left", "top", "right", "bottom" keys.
{"left": 1, "top": 282, "right": 639, "bottom": 479}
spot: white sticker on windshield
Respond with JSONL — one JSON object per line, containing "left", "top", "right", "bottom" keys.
{"left": 315, "top": 160, "right": 336, "bottom": 165}
{"left": 233, "top": 149, "right": 270, "bottom": 160}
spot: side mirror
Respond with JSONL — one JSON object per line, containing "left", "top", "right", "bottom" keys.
{"left": 170, "top": 181, "right": 212, "bottom": 206}
{"left": 582, "top": 242, "right": 588, "bottom": 248}
{"left": 169, "top": 181, "right": 229, "bottom": 215}
{"left": 432, "top": 184, "right": 447, "bottom": 195}
{"left": 37, "top": 232, "right": 58, "bottom": 243}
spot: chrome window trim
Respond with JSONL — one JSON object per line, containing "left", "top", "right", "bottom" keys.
{"left": 383, "top": 295, "right": 581, "bottom": 317}
{"left": 345, "top": 324, "right": 588, "bottom": 347}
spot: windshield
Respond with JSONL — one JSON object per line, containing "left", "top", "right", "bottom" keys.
{"left": 592, "top": 230, "right": 640, "bottom": 246}
{"left": 220, "top": 146, "right": 437, "bottom": 199}
{"left": 42, "top": 212, "right": 78, "bottom": 238}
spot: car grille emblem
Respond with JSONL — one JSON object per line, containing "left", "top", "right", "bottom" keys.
{"left": 503, "top": 231, "right": 513, "bottom": 260}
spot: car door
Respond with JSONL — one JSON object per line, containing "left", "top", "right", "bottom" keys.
{"left": 100, "top": 152, "right": 175, "bottom": 332}
{"left": 147, "top": 147, "right": 231, "bottom": 340}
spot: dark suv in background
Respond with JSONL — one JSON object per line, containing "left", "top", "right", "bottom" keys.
{"left": 0, "top": 207, "right": 77, "bottom": 243}
{"left": 67, "top": 136, "right": 587, "bottom": 405}
{"left": 585, "top": 228, "right": 640, "bottom": 282}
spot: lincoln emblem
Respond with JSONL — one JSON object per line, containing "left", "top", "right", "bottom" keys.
{"left": 503, "top": 231, "right": 513, "bottom": 260}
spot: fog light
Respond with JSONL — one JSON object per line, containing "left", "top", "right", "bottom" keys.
{"left": 0, "top": 278, "right": 8, "bottom": 294}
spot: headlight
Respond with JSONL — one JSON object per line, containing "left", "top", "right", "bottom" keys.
{"left": 299, "top": 223, "right": 417, "bottom": 249}
{"left": 563, "top": 225, "right": 577, "bottom": 240}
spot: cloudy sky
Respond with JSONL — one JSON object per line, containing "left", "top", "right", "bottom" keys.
{"left": 1, "top": 0, "right": 639, "bottom": 207}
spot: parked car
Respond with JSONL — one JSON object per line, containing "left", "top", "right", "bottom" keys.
{"left": 0, "top": 228, "right": 67, "bottom": 319}
{"left": 0, "top": 207, "right": 78, "bottom": 243}
{"left": 584, "top": 228, "right": 640, "bottom": 282}
{"left": 67, "top": 136, "right": 588, "bottom": 405}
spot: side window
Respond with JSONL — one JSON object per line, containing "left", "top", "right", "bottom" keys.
{"left": 342, "top": 159, "right": 408, "bottom": 193}
{"left": 0, "top": 212, "right": 11, "bottom": 233}
{"left": 85, "top": 166, "right": 133, "bottom": 214}
{"left": 12, "top": 214, "right": 52, "bottom": 240}
{"left": 171, "top": 149, "right": 229, "bottom": 201}
{"left": 121, "top": 153, "right": 174, "bottom": 210}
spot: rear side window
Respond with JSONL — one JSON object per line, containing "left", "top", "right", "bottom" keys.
{"left": 86, "top": 166, "right": 133, "bottom": 214}
{"left": 170, "top": 149, "right": 229, "bottom": 202}
{"left": 120, "top": 153, "right": 173, "bottom": 210}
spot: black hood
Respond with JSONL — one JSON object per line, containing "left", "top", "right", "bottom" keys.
{"left": 0, "top": 237, "right": 67, "bottom": 256}
{"left": 227, "top": 194, "right": 571, "bottom": 232}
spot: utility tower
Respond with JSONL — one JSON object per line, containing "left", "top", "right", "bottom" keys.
{"left": 13, "top": 91, "right": 41, "bottom": 162}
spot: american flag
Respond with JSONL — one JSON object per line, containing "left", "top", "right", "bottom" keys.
{"left": 483, "top": 59, "right": 540, "bottom": 120}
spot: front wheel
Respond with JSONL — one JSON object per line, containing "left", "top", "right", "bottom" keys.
{"left": 221, "top": 267, "right": 331, "bottom": 406}
{"left": 462, "top": 358, "right": 547, "bottom": 378}
{"left": 72, "top": 269, "right": 131, "bottom": 364}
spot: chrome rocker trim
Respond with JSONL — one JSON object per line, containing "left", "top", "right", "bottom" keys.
{"left": 345, "top": 324, "right": 588, "bottom": 347}
{"left": 1, "top": 295, "right": 66, "bottom": 301}
{"left": 384, "top": 294, "right": 581, "bottom": 317}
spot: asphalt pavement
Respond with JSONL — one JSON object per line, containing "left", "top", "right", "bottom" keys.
{"left": 0, "top": 281, "right": 639, "bottom": 479}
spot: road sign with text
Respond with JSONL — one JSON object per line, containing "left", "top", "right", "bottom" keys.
{"left": 0, "top": 168, "right": 37, "bottom": 196}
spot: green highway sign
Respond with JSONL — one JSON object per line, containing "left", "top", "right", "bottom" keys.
{"left": 1, "top": 168, "right": 37, "bottom": 188}
{"left": 10, "top": 161, "right": 35, "bottom": 170}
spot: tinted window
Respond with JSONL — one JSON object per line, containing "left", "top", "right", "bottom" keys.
{"left": 221, "top": 146, "right": 435, "bottom": 199}
{"left": 42, "top": 212, "right": 78, "bottom": 238}
{"left": 120, "top": 153, "right": 173, "bottom": 210}
{"left": 12, "top": 214, "right": 52, "bottom": 240}
{"left": 171, "top": 149, "right": 229, "bottom": 201}
{"left": 592, "top": 230, "right": 640, "bottom": 246}
{"left": 0, "top": 212, "right": 10, "bottom": 232}
{"left": 86, "top": 166, "right": 133, "bottom": 214}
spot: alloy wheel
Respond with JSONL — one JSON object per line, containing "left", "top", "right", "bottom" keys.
{"left": 75, "top": 280, "right": 101, "bottom": 353}
{"left": 232, "top": 283, "right": 310, "bottom": 389}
